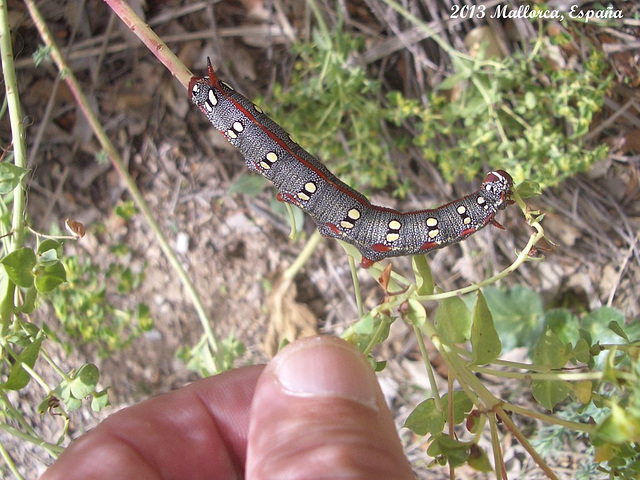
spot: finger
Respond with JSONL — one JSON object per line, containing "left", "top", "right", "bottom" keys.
{"left": 246, "top": 336, "right": 414, "bottom": 480}
{"left": 41, "top": 365, "right": 264, "bottom": 480}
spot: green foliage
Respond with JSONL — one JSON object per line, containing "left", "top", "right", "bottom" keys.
{"left": 46, "top": 254, "right": 153, "bottom": 356}
{"left": 387, "top": 48, "right": 611, "bottom": 188}
{"left": 176, "top": 332, "right": 246, "bottom": 377}
{"left": 342, "top": 231, "right": 638, "bottom": 478}
{"left": 470, "top": 291, "right": 501, "bottom": 365}
{"left": 263, "top": 27, "right": 409, "bottom": 197}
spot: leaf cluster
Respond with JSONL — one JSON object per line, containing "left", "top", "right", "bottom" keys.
{"left": 339, "top": 236, "right": 638, "bottom": 478}
{"left": 387, "top": 46, "right": 611, "bottom": 189}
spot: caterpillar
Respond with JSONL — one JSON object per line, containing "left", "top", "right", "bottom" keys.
{"left": 189, "top": 59, "right": 513, "bottom": 268}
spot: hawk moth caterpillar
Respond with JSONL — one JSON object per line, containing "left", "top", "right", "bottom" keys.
{"left": 189, "top": 59, "right": 513, "bottom": 268}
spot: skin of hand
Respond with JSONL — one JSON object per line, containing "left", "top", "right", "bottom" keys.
{"left": 40, "top": 336, "right": 415, "bottom": 480}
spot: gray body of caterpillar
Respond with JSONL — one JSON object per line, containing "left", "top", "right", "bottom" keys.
{"left": 189, "top": 62, "right": 513, "bottom": 268}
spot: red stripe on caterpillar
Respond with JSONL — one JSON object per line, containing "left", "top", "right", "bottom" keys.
{"left": 189, "top": 59, "right": 513, "bottom": 268}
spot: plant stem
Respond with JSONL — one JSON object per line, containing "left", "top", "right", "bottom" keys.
{"left": 0, "top": 0, "right": 29, "bottom": 334}
{"left": 348, "top": 255, "right": 364, "bottom": 319}
{"left": 495, "top": 407, "right": 559, "bottom": 480}
{"left": 473, "top": 365, "right": 604, "bottom": 382}
{"left": 489, "top": 412, "right": 506, "bottom": 480}
{"left": 104, "top": 0, "right": 193, "bottom": 88}
{"left": 502, "top": 402, "right": 593, "bottom": 433}
{"left": 24, "top": 0, "right": 223, "bottom": 371}
{"left": 412, "top": 323, "right": 443, "bottom": 411}
{"left": 282, "top": 230, "right": 323, "bottom": 281}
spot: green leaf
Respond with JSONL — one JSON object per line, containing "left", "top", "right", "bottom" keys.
{"left": 572, "top": 338, "right": 591, "bottom": 364}
{"left": 607, "top": 321, "right": 629, "bottom": 343}
{"left": 524, "top": 91, "right": 536, "bottom": 109}
{"left": 64, "top": 396, "right": 83, "bottom": 412}
{"left": 4, "top": 334, "right": 44, "bottom": 390}
{"left": 114, "top": 200, "right": 136, "bottom": 220}
{"left": 18, "top": 286, "right": 38, "bottom": 314}
{"left": 0, "top": 162, "right": 29, "bottom": 194}
{"left": 91, "top": 388, "right": 111, "bottom": 412}
{"left": 37, "top": 239, "right": 63, "bottom": 257}
{"left": 581, "top": 306, "right": 627, "bottom": 366}
{"left": 582, "top": 306, "right": 626, "bottom": 342}
{"left": 354, "top": 312, "right": 375, "bottom": 335}
{"left": 544, "top": 309, "right": 579, "bottom": 345}
{"left": 34, "top": 261, "right": 67, "bottom": 293}
{"left": 1, "top": 247, "right": 37, "bottom": 288}
{"left": 434, "top": 296, "right": 472, "bottom": 344}
{"left": 426, "top": 433, "right": 470, "bottom": 468}
{"left": 483, "top": 286, "right": 544, "bottom": 351}
{"left": 533, "top": 331, "right": 570, "bottom": 369}
{"left": 532, "top": 379, "right": 572, "bottom": 410}
{"left": 69, "top": 363, "right": 100, "bottom": 399}
{"left": 404, "top": 398, "right": 444, "bottom": 435}
{"left": 406, "top": 298, "right": 426, "bottom": 328}
{"left": 412, "top": 255, "right": 434, "bottom": 295}
{"left": 593, "top": 403, "right": 640, "bottom": 444}
{"left": 471, "top": 291, "right": 501, "bottom": 365}
{"left": 442, "top": 391, "right": 473, "bottom": 425}
{"left": 468, "top": 445, "right": 493, "bottom": 472}
{"left": 374, "top": 360, "right": 387, "bottom": 372}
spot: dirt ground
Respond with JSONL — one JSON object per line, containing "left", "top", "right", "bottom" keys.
{"left": 2, "top": 0, "right": 639, "bottom": 478}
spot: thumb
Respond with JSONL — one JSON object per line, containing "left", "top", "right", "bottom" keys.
{"left": 246, "top": 336, "right": 414, "bottom": 480}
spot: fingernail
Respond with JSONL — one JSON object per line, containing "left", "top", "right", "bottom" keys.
{"left": 273, "top": 337, "right": 379, "bottom": 410}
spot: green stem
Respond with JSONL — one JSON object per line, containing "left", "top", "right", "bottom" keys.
{"left": 348, "top": 255, "right": 364, "bottom": 319}
{"left": 282, "top": 230, "right": 323, "bottom": 281}
{"left": 502, "top": 402, "right": 593, "bottom": 433}
{"left": 495, "top": 407, "right": 559, "bottom": 480}
{"left": 24, "top": 0, "right": 223, "bottom": 371}
{"left": 362, "top": 314, "right": 389, "bottom": 357}
{"left": 488, "top": 413, "right": 506, "bottom": 480}
{"left": 0, "top": 439, "right": 22, "bottom": 480}
{"left": 305, "top": 0, "right": 330, "bottom": 39}
{"left": 412, "top": 323, "right": 443, "bottom": 411}
{"left": 0, "top": 389, "right": 39, "bottom": 441}
{"left": 0, "top": 420, "right": 63, "bottom": 456}
{"left": 473, "top": 366, "right": 604, "bottom": 382}
{"left": 0, "top": 0, "right": 29, "bottom": 334}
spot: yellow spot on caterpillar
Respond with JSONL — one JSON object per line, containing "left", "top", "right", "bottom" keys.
{"left": 297, "top": 192, "right": 310, "bottom": 201}
{"left": 457, "top": 205, "right": 467, "bottom": 215}
{"left": 347, "top": 208, "right": 361, "bottom": 220}
{"left": 260, "top": 161, "right": 271, "bottom": 170}
{"left": 266, "top": 152, "right": 278, "bottom": 163}
{"left": 233, "top": 121, "right": 243, "bottom": 132}
{"left": 227, "top": 129, "right": 237, "bottom": 139}
{"left": 304, "top": 182, "right": 317, "bottom": 193}
{"left": 254, "top": 104, "right": 263, "bottom": 113}
{"left": 428, "top": 229, "right": 439, "bottom": 238}
{"left": 208, "top": 90, "right": 217, "bottom": 106}
{"left": 340, "top": 220, "right": 354, "bottom": 229}
{"left": 386, "top": 233, "right": 400, "bottom": 242}
{"left": 388, "top": 220, "right": 401, "bottom": 230}
{"left": 426, "top": 217, "right": 438, "bottom": 227}
{"left": 463, "top": 217, "right": 472, "bottom": 225}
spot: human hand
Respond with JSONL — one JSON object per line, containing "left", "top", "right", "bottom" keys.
{"left": 41, "top": 336, "right": 415, "bottom": 479}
